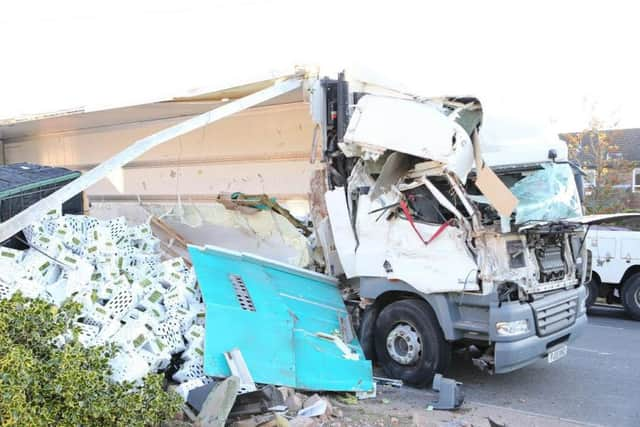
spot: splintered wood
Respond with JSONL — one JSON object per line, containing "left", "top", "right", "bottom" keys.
{"left": 150, "top": 216, "right": 192, "bottom": 266}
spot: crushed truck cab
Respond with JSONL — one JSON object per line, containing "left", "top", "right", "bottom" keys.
{"left": 310, "top": 73, "right": 589, "bottom": 385}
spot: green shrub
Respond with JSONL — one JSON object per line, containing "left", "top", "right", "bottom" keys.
{"left": 0, "top": 293, "right": 182, "bottom": 427}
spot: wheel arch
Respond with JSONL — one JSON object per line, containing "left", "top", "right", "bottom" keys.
{"left": 589, "top": 271, "right": 603, "bottom": 297}
{"left": 356, "top": 277, "right": 458, "bottom": 343}
{"left": 621, "top": 265, "right": 640, "bottom": 288}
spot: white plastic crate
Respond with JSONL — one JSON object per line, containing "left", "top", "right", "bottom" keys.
{"left": 129, "top": 222, "right": 153, "bottom": 242}
{"left": 87, "top": 304, "right": 111, "bottom": 328}
{"left": 6, "top": 212, "right": 209, "bottom": 387}
{"left": 185, "top": 324, "right": 205, "bottom": 344}
{"left": 0, "top": 280, "right": 16, "bottom": 300}
{"left": 181, "top": 338, "right": 204, "bottom": 363}
{"left": 137, "top": 347, "right": 171, "bottom": 372}
{"left": 106, "top": 217, "right": 128, "bottom": 243}
{"left": 167, "top": 306, "right": 197, "bottom": 334}
{"left": 29, "top": 234, "right": 64, "bottom": 255}
{"left": 0, "top": 247, "right": 24, "bottom": 265}
{"left": 172, "top": 358, "right": 205, "bottom": 383}
{"left": 44, "top": 278, "right": 70, "bottom": 305}
{"left": 91, "top": 319, "right": 122, "bottom": 346}
{"left": 109, "top": 350, "right": 151, "bottom": 384}
{"left": 59, "top": 250, "right": 94, "bottom": 286}
{"left": 73, "top": 322, "right": 100, "bottom": 347}
{"left": 15, "top": 277, "right": 46, "bottom": 300}
{"left": 104, "top": 289, "right": 137, "bottom": 320}
{"left": 163, "top": 286, "right": 189, "bottom": 311}
{"left": 111, "top": 321, "right": 152, "bottom": 350}
{"left": 153, "top": 317, "right": 186, "bottom": 355}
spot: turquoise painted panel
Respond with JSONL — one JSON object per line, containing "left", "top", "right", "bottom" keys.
{"left": 188, "top": 244, "right": 373, "bottom": 392}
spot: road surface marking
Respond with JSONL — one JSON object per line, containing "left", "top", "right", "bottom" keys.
{"left": 570, "top": 346, "right": 612, "bottom": 356}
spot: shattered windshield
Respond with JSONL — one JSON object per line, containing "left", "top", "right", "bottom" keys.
{"left": 509, "top": 163, "right": 582, "bottom": 224}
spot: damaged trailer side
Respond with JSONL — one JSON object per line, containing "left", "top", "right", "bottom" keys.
{"left": 0, "top": 76, "right": 303, "bottom": 244}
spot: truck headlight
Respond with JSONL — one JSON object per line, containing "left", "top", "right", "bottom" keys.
{"left": 496, "top": 319, "right": 530, "bottom": 336}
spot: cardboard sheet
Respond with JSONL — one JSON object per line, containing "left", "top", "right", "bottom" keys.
{"left": 475, "top": 165, "right": 518, "bottom": 217}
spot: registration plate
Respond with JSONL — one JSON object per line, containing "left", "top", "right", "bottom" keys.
{"left": 547, "top": 345, "right": 568, "bottom": 363}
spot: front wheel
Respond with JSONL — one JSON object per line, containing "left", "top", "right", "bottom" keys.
{"left": 374, "top": 299, "right": 450, "bottom": 387}
{"left": 622, "top": 273, "right": 640, "bottom": 320}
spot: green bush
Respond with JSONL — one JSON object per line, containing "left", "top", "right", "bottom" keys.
{"left": 0, "top": 293, "right": 182, "bottom": 427}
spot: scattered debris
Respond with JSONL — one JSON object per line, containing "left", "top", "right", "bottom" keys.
{"left": 284, "top": 393, "right": 304, "bottom": 413}
{"left": 373, "top": 376, "right": 404, "bottom": 387}
{"left": 298, "top": 394, "right": 328, "bottom": 417}
{"left": 430, "top": 374, "right": 465, "bottom": 410}
{"left": 488, "top": 416, "right": 507, "bottom": 427}
{"left": 225, "top": 348, "right": 258, "bottom": 393}
{"left": 356, "top": 383, "right": 377, "bottom": 400}
{"left": 195, "top": 376, "right": 240, "bottom": 427}
{"left": 229, "top": 385, "right": 285, "bottom": 418}
{"left": 220, "top": 192, "right": 312, "bottom": 237}
{"left": 184, "top": 380, "right": 217, "bottom": 413}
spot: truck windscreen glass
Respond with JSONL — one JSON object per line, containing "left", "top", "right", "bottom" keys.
{"left": 509, "top": 163, "right": 582, "bottom": 224}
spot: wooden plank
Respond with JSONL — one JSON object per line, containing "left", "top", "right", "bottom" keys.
{"left": 150, "top": 216, "right": 192, "bottom": 266}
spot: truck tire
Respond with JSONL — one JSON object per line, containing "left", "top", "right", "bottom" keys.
{"left": 358, "top": 304, "right": 381, "bottom": 362}
{"left": 622, "top": 273, "right": 640, "bottom": 320}
{"left": 374, "top": 299, "right": 450, "bottom": 387}
{"left": 584, "top": 277, "right": 599, "bottom": 309}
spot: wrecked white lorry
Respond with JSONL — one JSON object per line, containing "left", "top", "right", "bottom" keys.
{"left": 0, "top": 69, "right": 590, "bottom": 388}
{"left": 309, "top": 74, "right": 590, "bottom": 385}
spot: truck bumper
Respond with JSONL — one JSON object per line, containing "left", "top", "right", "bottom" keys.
{"left": 493, "top": 312, "right": 587, "bottom": 374}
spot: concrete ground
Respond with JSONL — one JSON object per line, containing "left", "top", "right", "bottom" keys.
{"left": 333, "top": 305, "right": 639, "bottom": 427}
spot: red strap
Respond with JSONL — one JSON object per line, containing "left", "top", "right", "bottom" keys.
{"left": 399, "top": 199, "right": 453, "bottom": 245}
{"left": 426, "top": 218, "right": 454, "bottom": 245}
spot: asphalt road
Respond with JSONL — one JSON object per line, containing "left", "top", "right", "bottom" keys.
{"left": 444, "top": 304, "right": 640, "bottom": 427}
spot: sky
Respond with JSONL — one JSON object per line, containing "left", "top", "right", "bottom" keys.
{"left": 1, "top": 0, "right": 638, "bottom": 132}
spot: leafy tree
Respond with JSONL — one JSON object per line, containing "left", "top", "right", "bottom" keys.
{"left": 565, "top": 115, "right": 632, "bottom": 214}
{"left": 0, "top": 293, "right": 182, "bottom": 427}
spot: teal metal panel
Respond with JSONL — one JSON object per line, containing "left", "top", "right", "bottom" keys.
{"left": 188, "top": 244, "right": 373, "bottom": 392}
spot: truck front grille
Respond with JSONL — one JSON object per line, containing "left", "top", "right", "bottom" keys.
{"left": 532, "top": 297, "right": 578, "bottom": 337}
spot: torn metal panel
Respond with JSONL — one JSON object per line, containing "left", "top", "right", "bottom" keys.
{"left": 0, "top": 78, "right": 303, "bottom": 244}
{"left": 369, "top": 152, "right": 412, "bottom": 200}
{"left": 342, "top": 95, "right": 475, "bottom": 182}
{"left": 188, "top": 244, "right": 373, "bottom": 392}
{"left": 382, "top": 204, "right": 479, "bottom": 294}
{"left": 324, "top": 189, "right": 358, "bottom": 278}
{"left": 325, "top": 184, "right": 479, "bottom": 293}
{"left": 569, "top": 212, "right": 640, "bottom": 225}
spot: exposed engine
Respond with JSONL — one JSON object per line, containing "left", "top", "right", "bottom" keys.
{"left": 532, "top": 234, "right": 567, "bottom": 283}
{"left": 523, "top": 221, "right": 585, "bottom": 293}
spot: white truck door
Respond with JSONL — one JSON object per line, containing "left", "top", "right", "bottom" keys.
{"left": 580, "top": 214, "right": 640, "bottom": 285}
{"left": 595, "top": 228, "right": 620, "bottom": 283}
{"left": 618, "top": 216, "right": 640, "bottom": 273}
